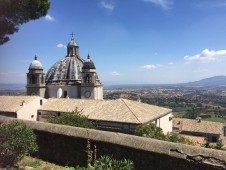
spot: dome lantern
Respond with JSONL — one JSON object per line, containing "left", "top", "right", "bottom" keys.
{"left": 67, "top": 33, "right": 79, "bottom": 57}
{"left": 29, "top": 55, "right": 43, "bottom": 69}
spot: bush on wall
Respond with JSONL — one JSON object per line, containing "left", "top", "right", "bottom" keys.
{"left": 47, "top": 110, "right": 97, "bottom": 129}
{"left": 0, "top": 121, "right": 38, "bottom": 168}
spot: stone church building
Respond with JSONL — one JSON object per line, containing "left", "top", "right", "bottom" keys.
{"left": 26, "top": 36, "right": 103, "bottom": 99}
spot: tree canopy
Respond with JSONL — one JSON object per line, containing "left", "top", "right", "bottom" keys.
{"left": 0, "top": 0, "right": 50, "bottom": 45}
{"left": 135, "top": 123, "right": 166, "bottom": 140}
{"left": 47, "top": 110, "right": 97, "bottom": 129}
{"left": 135, "top": 123, "right": 194, "bottom": 145}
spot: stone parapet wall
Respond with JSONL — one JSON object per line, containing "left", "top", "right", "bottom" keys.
{"left": 1, "top": 115, "right": 226, "bottom": 170}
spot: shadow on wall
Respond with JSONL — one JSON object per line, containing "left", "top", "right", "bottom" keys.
{"left": 0, "top": 115, "right": 226, "bottom": 170}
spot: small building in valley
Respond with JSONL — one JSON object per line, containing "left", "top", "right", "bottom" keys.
{"left": 173, "top": 118, "right": 226, "bottom": 144}
{"left": 38, "top": 98, "right": 173, "bottom": 134}
{"left": 0, "top": 96, "right": 47, "bottom": 121}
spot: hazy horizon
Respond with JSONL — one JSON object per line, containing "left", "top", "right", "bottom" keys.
{"left": 1, "top": 0, "right": 226, "bottom": 84}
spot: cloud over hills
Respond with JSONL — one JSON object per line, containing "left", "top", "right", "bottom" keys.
{"left": 184, "top": 49, "right": 226, "bottom": 63}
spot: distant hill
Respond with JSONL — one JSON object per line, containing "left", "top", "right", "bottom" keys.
{"left": 0, "top": 83, "right": 26, "bottom": 90}
{"left": 1, "top": 76, "right": 226, "bottom": 90}
{"left": 105, "top": 76, "right": 226, "bottom": 89}
{"left": 180, "top": 76, "right": 226, "bottom": 87}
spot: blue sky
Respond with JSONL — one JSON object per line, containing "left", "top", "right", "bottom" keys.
{"left": 1, "top": 0, "right": 226, "bottom": 85}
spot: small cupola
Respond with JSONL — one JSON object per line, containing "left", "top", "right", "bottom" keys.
{"left": 29, "top": 55, "right": 43, "bottom": 69}
{"left": 67, "top": 33, "right": 79, "bottom": 57}
{"left": 82, "top": 54, "right": 96, "bottom": 70}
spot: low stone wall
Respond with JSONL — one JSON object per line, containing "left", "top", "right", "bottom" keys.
{"left": 1, "top": 116, "right": 226, "bottom": 170}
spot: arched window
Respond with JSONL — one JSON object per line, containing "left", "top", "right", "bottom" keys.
{"left": 31, "top": 75, "right": 36, "bottom": 84}
{"left": 85, "top": 74, "right": 91, "bottom": 83}
{"left": 69, "top": 47, "right": 73, "bottom": 56}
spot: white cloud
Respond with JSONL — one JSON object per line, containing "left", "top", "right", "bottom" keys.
{"left": 168, "top": 62, "right": 174, "bottom": 65}
{"left": 140, "top": 64, "right": 157, "bottom": 69}
{"left": 45, "top": 14, "right": 55, "bottom": 21}
{"left": 110, "top": 71, "right": 121, "bottom": 76}
{"left": 100, "top": 1, "right": 115, "bottom": 11}
{"left": 184, "top": 49, "right": 226, "bottom": 63}
{"left": 143, "top": 0, "right": 173, "bottom": 10}
{"left": 57, "top": 43, "right": 66, "bottom": 48}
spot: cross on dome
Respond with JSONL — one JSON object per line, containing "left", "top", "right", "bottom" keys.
{"left": 70, "top": 32, "right": 75, "bottom": 39}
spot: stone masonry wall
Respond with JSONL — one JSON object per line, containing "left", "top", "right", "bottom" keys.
{"left": 1, "top": 116, "right": 226, "bottom": 170}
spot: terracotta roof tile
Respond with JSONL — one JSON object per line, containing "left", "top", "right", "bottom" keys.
{"left": 39, "top": 98, "right": 172, "bottom": 124}
{"left": 0, "top": 96, "right": 39, "bottom": 112}
{"left": 173, "top": 118, "right": 224, "bottom": 135}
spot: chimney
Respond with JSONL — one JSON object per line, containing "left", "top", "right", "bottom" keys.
{"left": 21, "top": 100, "right": 25, "bottom": 106}
{"left": 196, "top": 117, "right": 202, "bottom": 123}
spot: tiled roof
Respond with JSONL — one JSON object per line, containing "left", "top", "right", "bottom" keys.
{"left": 39, "top": 98, "right": 172, "bottom": 124}
{"left": 0, "top": 96, "right": 38, "bottom": 112}
{"left": 173, "top": 118, "right": 224, "bottom": 135}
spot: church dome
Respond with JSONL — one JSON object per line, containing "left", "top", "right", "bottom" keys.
{"left": 45, "top": 55, "right": 84, "bottom": 85}
{"left": 82, "top": 54, "right": 96, "bottom": 69}
{"left": 29, "top": 56, "right": 42, "bottom": 69}
{"left": 46, "top": 37, "right": 85, "bottom": 85}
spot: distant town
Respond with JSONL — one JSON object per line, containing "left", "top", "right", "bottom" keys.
{"left": 1, "top": 76, "right": 226, "bottom": 123}
{"left": 104, "top": 86, "right": 226, "bottom": 123}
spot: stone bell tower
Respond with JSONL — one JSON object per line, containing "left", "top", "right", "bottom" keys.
{"left": 81, "top": 54, "right": 103, "bottom": 99}
{"left": 26, "top": 55, "right": 46, "bottom": 97}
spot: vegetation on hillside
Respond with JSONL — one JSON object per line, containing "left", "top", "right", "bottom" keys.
{"left": 0, "top": 121, "right": 38, "bottom": 168}
{"left": 104, "top": 87, "right": 226, "bottom": 123}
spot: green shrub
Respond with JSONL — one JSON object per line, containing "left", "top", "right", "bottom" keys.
{"left": 166, "top": 132, "right": 194, "bottom": 145}
{"left": 215, "top": 139, "right": 224, "bottom": 150}
{"left": 135, "top": 123, "right": 166, "bottom": 140}
{"left": 93, "top": 155, "right": 134, "bottom": 170}
{"left": 47, "top": 110, "right": 97, "bottom": 129}
{"left": 42, "top": 166, "right": 51, "bottom": 170}
{"left": 22, "top": 159, "right": 42, "bottom": 168}
{"left": 135, "top": 124, "right": 194, "bottom": 145}
{"left": 0, "top": 121, "right": 38, "bottom": 168}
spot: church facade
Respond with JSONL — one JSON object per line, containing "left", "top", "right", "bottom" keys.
{"left": 26, "top": 37, "right": 103, "bottom": 99}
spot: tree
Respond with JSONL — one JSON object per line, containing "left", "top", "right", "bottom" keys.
{"left": 0, "top": 0, "right": 50, "bottom": 45}
{"left": 135, "top": 123, "right": 166, "bottom": 140}
{"left": 0, "top": 121, "right": 38, "bottom": 168}
{"left": 47, "top": 110, "right": 97, "bottom": 129}
{"left": 135, "top": 124, "right": 194, "bottom": 145}
{"left": 166, "top": 132, "right": 194, "bottom": 145}
{"left": 215, "top": 139, "right": 223, "bottom": 150}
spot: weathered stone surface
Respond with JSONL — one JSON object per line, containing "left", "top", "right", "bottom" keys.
{"left": 1, "top": 115, "right": 226, "bottom": 170}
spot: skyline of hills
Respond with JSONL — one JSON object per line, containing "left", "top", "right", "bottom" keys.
{"left": 1, "top": 75, "right": 226, "bottom": 90}
{"left": 105, "top": 75, "right": 226, "bottom": 89}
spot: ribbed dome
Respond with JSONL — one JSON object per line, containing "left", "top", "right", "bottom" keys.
{"left": 45, "top": 56, "right": 84, "bottom": 85}
{"left": 29, "top": 56, "right": 42, "bottom": 69}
